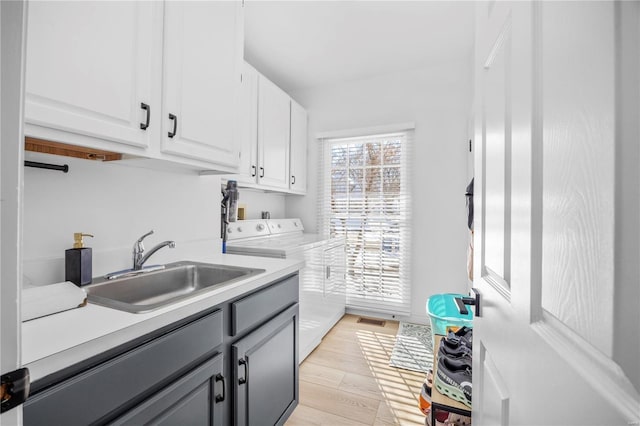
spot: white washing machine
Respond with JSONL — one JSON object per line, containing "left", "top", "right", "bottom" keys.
{"left": 225, "top": 218, "right": 346, "bottom": 361}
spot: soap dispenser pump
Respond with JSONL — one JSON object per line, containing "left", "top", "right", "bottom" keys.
{"left": 65, "top": 233, "right": 94, "bottom": 286}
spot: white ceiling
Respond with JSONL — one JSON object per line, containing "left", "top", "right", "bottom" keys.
{"left": 244, "top": 1, "right": 475, "bottom": 93}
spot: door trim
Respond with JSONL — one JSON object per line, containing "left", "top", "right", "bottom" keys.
{"left": 532, "top": 314, "right": 640, "bottom": 420}
{"left": 0, "top": 0, "right": 26, "bottom": 424}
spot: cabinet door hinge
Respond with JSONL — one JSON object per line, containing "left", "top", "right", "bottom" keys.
{"left": 1, "top": 368, "right": 30, "bottom": 413}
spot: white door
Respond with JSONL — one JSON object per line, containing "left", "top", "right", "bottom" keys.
{"left": 24, "top": 1, "right": 153, "bottom": 150}
{"left": 473, "top": 2, "right": 640, "bottom": 425}
{"left": 257, "top": 75, "right": 290, "bottom": 190}
{"left": 161, "top": 1, "right": 242, "bottom": 168}
{"left": 289, "top": 99, "right": 308, "bottom": 194}
{"left": 1, "top": 1, "right": 26, "bottom": 424}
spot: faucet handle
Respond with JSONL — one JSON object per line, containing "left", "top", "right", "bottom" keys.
{"left": 138, "top": 230, "right": 154, "bottom": 243}
{"left": 133, "top": 230, "right": 154, "bottom": 267}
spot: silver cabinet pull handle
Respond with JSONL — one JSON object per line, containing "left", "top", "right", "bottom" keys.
{"left": 238, "top": 358, "right": 248, "bottom": 385}
{"left": 215, "top": 373, "right": 225, "bottom": 403}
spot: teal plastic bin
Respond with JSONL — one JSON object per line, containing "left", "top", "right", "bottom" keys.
{"left": 426, "top": 293, "right": 474, "bottom": 346}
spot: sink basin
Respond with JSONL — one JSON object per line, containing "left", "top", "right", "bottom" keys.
{"left": 86, "top": 261, "right": 265, "bottom": 313}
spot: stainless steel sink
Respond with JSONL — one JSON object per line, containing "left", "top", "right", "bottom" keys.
{"left": 86, "top": 261, "right": 265, "bottom": 313}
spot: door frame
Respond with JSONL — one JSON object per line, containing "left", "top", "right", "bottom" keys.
{"left": 1, "top": 0, "right": 26, "bottom": 424}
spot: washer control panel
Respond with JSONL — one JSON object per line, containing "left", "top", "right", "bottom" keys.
{"left": 226, "top": 220, "right": 271, "bottom": 240}
{"left": 226, "top": 218, "right": 304, "bottom": 240}
{"left": 266, "top": 219, "right": 304, "bottom": 235}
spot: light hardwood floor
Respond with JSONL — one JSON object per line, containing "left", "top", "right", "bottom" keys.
{"left": 286, "top": 314, "right": 427, "bottom": 426}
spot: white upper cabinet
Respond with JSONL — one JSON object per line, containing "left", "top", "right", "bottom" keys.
{"left": 24, "top": 1, "right": 243, "bottom": 172}
{"left": 25, "top": 1, "right": 154, "bottom": 152}
{"left": 232, "top": 63, "right": 308, "bottom": 194}
{"left": 161, "top": 1, "right": 242, "bottom": 168}
{"left": 236, "top": 62, "right": 260, "bottom": 184}
{"left": 257, "top": 75, "right": 291, "bottom": 190}
{"left": 289, "top": 100, "right": 308, "bottom": 194}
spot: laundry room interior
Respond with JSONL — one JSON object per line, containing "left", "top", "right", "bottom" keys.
{"left": 3, "top": 1, "right": 639, "bottom": 426}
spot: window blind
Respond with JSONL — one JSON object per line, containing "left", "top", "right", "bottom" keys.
{"left": 318, "top": 131, "right": 412, "bottom": 316}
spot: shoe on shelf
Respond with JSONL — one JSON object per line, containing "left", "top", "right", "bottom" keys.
{"left": 439, "top": 338, "right": 472, "bottom": 360}
{"left": 434, "top": 355, "right": 472, "bottom": 408}
{"left": 419, "top": 369, "right": 433, "bottom": 415}
{"left": 444, "top": 326, "right": 473, "bottom": 349}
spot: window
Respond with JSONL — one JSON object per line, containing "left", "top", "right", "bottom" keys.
{"left": 319, "top": 130, "right": 412, "bottom": 315}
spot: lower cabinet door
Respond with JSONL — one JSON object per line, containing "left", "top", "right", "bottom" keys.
{"left": 233, "top": 304, "right": 299, "bottom": 426}
{"left": 112, "top": 353, "right": 225, "bottom": 426}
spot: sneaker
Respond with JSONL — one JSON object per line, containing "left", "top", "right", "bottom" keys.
{"left": 444, "top": 326, "right": 473, "bottom": 349}
{"left": 434, "top": 355, "right": 472, "bottom": 408}
{"left": 425, "top": 368, "right": 433, "bottom": 397}
{"left": 419, "top": 369, "right": 433, "bottom": 415}
{"left": 419, "top": 382, "right": 431, "bottom": 415}
{"left": 439, "top": 338, "right": 472, "bottom": 359}
{"left": 441, "top": 333, "right": 472, "bottom": 361}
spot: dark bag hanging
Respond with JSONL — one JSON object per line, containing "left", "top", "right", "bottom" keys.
{"left": 465, "top": 178, "right": 474, "bottom": 231}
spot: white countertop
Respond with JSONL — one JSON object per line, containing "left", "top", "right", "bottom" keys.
{"left": 22, "top": 252, "right": 304, "bottom": 383}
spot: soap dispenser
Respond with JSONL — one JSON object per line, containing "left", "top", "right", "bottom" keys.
{"left": 65, "top": 233, "right": 94, "bottom": 286}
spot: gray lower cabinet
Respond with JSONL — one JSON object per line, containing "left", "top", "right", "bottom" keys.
{"left": 24, "top": 309, "right": 224, "bottom": 425}
{"left": 112, "top": 353, "right": 224, "bottom": 425}
{"left": 23, "top": 274, "right": 299, "bottom": 426}
{"left": 233, "top": 304, "right": 299, "bottom": 426}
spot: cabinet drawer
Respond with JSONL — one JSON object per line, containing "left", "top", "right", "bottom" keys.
{"left": 24, "top": 309, "right": 223, "bottom": 426}
{"left": 231, "top": 275, "right": 298, "bottom": 336}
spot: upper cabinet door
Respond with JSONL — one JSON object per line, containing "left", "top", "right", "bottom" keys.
{"left": 236, "top": 62, "right": 260, "bottom": 184}
{"left": 25, "top": 1, "right": 154, "bottom": 151}
{"left": 257, "top": 75, "right": 290, "bottom": 190}
{"left": 289, "top": 100, "right": 308, "bottom": 194}
{"left": 162, "top": 1, "right": 242, "bottom": 169}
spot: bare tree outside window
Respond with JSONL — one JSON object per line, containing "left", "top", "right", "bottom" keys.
{"left": 324, "top": 132, "right": 411, "bottom": 314}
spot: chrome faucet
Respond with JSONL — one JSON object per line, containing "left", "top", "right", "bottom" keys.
{"left": 133, "top": 230, "right": 176, "bottom": 270}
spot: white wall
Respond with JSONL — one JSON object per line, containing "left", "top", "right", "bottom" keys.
{"left": 22, "top": 152, "right": 224, "bottom": 285}
{"left": 22, "top": 151, "right": 287, "bottom": 286}
{"left": 286, "top": 60, "right": 473, "bottom": 323}
{"left": 236, "top": 187, "right": 285, "bottom": 220}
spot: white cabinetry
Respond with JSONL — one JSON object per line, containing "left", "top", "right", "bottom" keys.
{"left": 298, "top": 239, "right": 346, "bottom": 361}
{"left": 232, "top": 62, "right": 308, "bottom": 194}
{"left": 24, "top": 1, "right": 243, "bottom": 172}
{"left": 25, "top": 1, "right": 154, "bottom": 152}
{"left": 323, "top": 243, "right": 346, "bottom": 307}
{"left": 161, "top": 1, "right": 242, "bottom": 168}
{"left": 289, "top": 100, "right": 308, "bottom": 194}
{"left": 257, "top": 75, "right": 291, "bottom": 190}
{"left": 236, "top": 62, "right": 260, "bottom": 184}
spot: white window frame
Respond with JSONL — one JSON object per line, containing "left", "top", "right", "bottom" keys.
{"left": 318, "top": 125, "right": 413, "bottom": 316}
